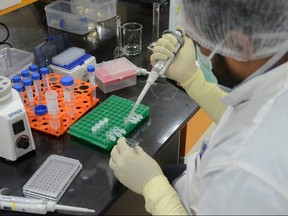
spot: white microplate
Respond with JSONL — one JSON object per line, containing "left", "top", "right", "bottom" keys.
{"left": 22, "top": 155, "right": 82, "bottom": 201}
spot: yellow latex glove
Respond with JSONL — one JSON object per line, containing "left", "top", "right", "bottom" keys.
{"left": 150, "top": 26, "right": 198, "bottom": 85}
{"left": 182, "top": 68, "right": 228, "bottom": 123}
{"left": 143, "top": 175, "right": 188, "bottom": 215}
{"left": 109, "top": 137, "right": 163, "bottom": 195}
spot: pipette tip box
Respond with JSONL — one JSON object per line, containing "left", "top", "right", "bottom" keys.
{"left": 95, "top": 57, "right": 137, "bottom": 93}
{"left": 68, "top": 95, "right": 150, "bottom": 151}
{"left": 23, "top": 155, "right": 82, "bottom": 202}
{"left": 49, "top": 47, "right": 97, "bottom": 81}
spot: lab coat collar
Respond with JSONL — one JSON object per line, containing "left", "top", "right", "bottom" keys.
{"left": 221, "top": 62, "right": 288, "bottom": 106}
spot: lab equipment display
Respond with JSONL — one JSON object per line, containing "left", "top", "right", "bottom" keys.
{"left": 0, "top": 76, "right": 35, "bottom": 161}
{"left": 94, "top": 57, "right": 137, "bottom": 93}
{"left": 50, "top": 47, "right": 97, "bottom": 81}
{"left": 0, "top": 47, "right": 34, "bottom": 79}
{"left": 44, "top": 0, "right": 97, "bottom": 35}
{"left": 23, "top": 73, "right": 98, "bottom": 137}
{"left": 128, "top": 30, "right": 184, "bottom": 117}
{"left": 23, "top": 155, "right": 82, "bottom": 202}
{"left": 68, "top": 95, "right": 150, "bottom": 151}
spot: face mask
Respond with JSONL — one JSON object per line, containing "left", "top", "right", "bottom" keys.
{"left": 196, "top": 45, "right": 218, "bottom": 83}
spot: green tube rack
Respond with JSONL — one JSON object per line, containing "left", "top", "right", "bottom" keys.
{"left": 68, "top": 95, "right": 150, "bottom": 151}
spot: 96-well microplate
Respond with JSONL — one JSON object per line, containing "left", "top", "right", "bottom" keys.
{"left": 68, "top": 95, "right": 150, "bottom": 151}
{"left": 22, "top": 155, "right": 82, "bottom": 201}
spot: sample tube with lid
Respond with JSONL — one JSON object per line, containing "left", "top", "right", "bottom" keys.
{"left": 21, "top": 69, "right": 30, "bottom": 81}
{"left": 11, "top": 75, "right": 21, "bottom": 86}
{"left": 29, "top": 64, "right": 38, "bottom": 73}
{"left": 45, "top": 90, "right": 60, "bottom": 130}
{"left": 60, "top": 76, "right": 75, "bottom": 117}
{"left": 12, "top": 83, "right": 24, "bottom": 104}
{"left": 23, "top": 78, "right": 34, "bottom": 108}
{"left": 40, "top": 67, "right": 49, "bottom": 91}
{"left": 32, "top": 72, "right": 42, "bottom": 102}
{"left": 87, "top": 65, "right": 96, "bottom": 98}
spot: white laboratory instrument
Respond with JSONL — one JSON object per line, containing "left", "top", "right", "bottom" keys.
{"left": 128, "top": 30, "right": 184, "bottom": 117}
{"left": 0, "top": 188, "right": 95, "bottom": 214}
{"left": 0, "top": 76, "right": 35, "bottom": 161}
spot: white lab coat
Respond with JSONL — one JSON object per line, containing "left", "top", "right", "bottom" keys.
{"left": 174, "top": 62, "right": 288, "bottom": 214}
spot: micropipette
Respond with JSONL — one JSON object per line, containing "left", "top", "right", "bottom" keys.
{"left": 128, "top": 30, "right": 184, "bottom": 117}
{"left": 0, "top": 188, "right": 95, "bottom": 215}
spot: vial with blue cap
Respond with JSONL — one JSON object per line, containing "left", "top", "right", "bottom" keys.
{"left": 40, "top": 67, "right": 50, "bottom": 92}
{"left": 29, "top": 64, "right": 38, "bottom": 73}
{"left": 23, "top": 78, "right": 34, "bottom": 108}
{"left": 11, "top": 75, "right": 21, "bottom": 86}
{"left": 87, "top": 65, "right": 96, "bottom": 98}
{"left": 21, "top": 69, "right": 30, "bottom": 81}
{"left": 32, "top": 72, "right": 42, "bottom": 102}
{"left": 60, "top": 76, "right": 75, "bottom": 117}
{"left": 12, "top": 83, "right": 24, "bottom": 104}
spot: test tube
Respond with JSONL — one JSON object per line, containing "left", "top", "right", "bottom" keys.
{"left": 40, "top": 67, "right": 50, "bottom": 92}
{"left": 23, "top": 78, "right": 34, "bottom": 108}
{"left": 45, "top": 90, "right": 60, "bottom": 130}
{"left": 148, "top": 2, "right": 160, "bottom": 50}
{"left": 60, "top": 76, "right": 75, "bottom": 117}
{"left": 12, "top": 83, "right": 24, "bottom": 104}
{"left": 29, "top": 64, "right": 38, "bottom": 74}
{"left": 87, "top": 65, "right": 96, "bottom": 98}
{"left": 32, "top": 72, "right": 42, "bottom": 102}
{"left": 11, "top": 75, "right": 21, "bottom": 86}
{"left": 21, "top": 69, "right": 30, "bottom": 81}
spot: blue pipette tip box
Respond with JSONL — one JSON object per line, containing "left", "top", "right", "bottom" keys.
{"left": 68, "top": 95, "right": 150, "bottom": 151}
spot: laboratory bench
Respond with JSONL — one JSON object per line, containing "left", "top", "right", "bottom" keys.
{"left": 0, "top": 0, "right": 199, "bottom": 215}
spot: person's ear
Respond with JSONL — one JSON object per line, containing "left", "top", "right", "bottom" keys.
{"left": 225, "top": 30, "right": 253, "bottom": 60}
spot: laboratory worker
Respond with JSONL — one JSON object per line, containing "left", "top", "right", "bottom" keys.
{"left": 109, "top": 0, "right": 288, "bottom": 214}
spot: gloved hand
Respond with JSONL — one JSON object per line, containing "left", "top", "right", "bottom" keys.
{"left": 109, "top": 137, "right": 163, "bottom": 195}
{"left": 150, "top": 26, "right": 198, "bottom": 84}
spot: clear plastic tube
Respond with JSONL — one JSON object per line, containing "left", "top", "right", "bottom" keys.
{"left": 32, "top": 72, "right": 42, "bottom": 102}
{"left": 61, "top": 76, "right": 75, "bottom": 117}
{"left": 45, "top": 90, "right": 60, "bottom": 130}
{"left": 23, "top": 78, "right": 34, "bottom": 108}
{"left": 87, "top": 65, "right": 96, "bottom": 98}
{"left": 40, "top": 67, "right": 50, "bottom": 92}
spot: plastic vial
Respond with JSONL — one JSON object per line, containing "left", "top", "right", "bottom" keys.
{"left": 87, "top": 65, "right": 96, "bottom": 98}
{"left": 29, "top": 64, "right": 38, "bottom": 73}
{"left": 11, "top": 75, "right": 21, "bottom": 86}
{"left": 32, "top": 72, "right": 42, "bottom": 102}
{"left": 40, "top": 67, "right": 50, "bottom": 92}
{"left": 45, "top": 90, "right": 60, "bottom": 130}
{"left": 23, "top": 78, "right": 34, "bottom": 108}
{"left": 21, "top": 69, "right": 30, "bottom": 81}
{"left": 12, "top": 83, "right": 24, "bottom": 104}
{"left": 60, "top": 76, "right": 75, "bottom": 117}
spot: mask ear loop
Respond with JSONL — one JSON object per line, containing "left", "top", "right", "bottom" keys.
{"left": 237, "top": 44, "right": 288, "bottom": 87}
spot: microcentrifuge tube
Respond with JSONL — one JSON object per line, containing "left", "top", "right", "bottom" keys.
{"left": 60, "top": 76, "right": 75, "bottom": 117}
{"left": 87, "top": 65, "right": 96, "bottom": 98}
{"left": 32, "top": 72, "right": 42, "bottom": 102}
{"left": 23, "top": 78, "right": 34, "bottom": 108}
{"left": 40, "top": 67, "right": 50, "bottom": 92}
{"left": 45, "top": 90, "right": 60, "bottom": 130}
